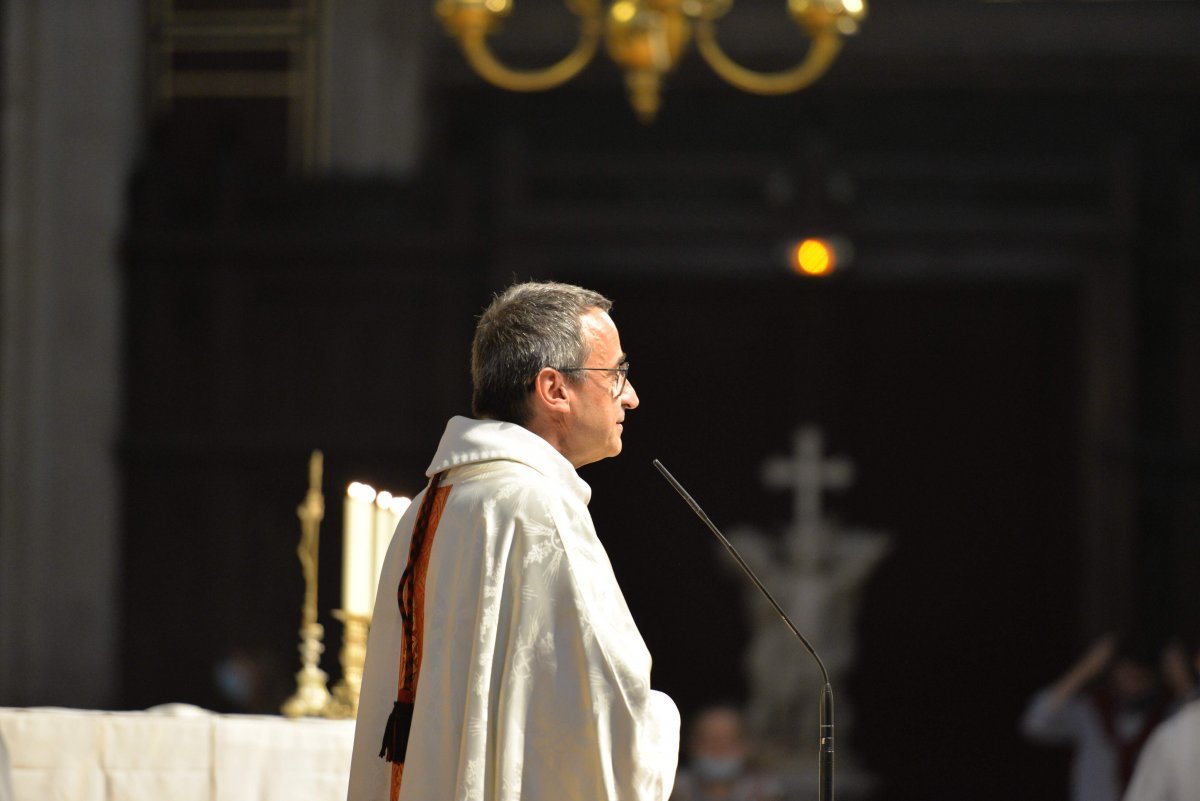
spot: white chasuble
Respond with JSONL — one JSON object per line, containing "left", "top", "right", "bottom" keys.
{"left": 347, "top": 417, "right": 680, "bottom": 801}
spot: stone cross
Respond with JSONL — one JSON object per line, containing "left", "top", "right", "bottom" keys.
{"left": 733, "top": 424, "right": 888, "bottom": 790}
{"left": 761, "top": 425, "right": 855, "bottom": 571}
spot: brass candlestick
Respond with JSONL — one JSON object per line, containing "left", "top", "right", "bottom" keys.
{"left": 325, "top": 609, "right": 370, "bottom": 719}
{"left": 281, "top": 450, "right": 334, "bottom": 718}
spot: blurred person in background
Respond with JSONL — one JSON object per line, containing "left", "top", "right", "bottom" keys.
{"left": 670, "top": 706, "right": 783, "bottom": 801}
{"left": 1022, "top": 634, "right": 1195, "bottom": 801}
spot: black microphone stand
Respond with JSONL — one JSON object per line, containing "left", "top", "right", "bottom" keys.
{"left": 654, "top": 459, "right": 835, "bottom": 801}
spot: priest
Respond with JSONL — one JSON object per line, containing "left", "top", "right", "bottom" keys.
{"left": 347, "top": 281, "right": 680, "bottom": 801}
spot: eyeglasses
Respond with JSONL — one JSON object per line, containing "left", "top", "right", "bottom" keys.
{"left": 554, "top": 362, "right": 630, "bottom": 398}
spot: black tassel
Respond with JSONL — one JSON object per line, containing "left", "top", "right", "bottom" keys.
{"left": 379, "top": 700, "right": 414, "bottom": 763}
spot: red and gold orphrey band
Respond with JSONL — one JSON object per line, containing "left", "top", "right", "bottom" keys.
{"left": 389, "top": 476, "right": 452, "bottom": 801}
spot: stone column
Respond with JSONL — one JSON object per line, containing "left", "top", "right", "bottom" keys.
{"left": 0, "top": 0, "right": 138, "bottom": 708}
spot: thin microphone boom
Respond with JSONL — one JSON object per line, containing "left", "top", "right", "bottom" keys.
{"left": 653, "top": 459, "right": 835, "bottom": 801}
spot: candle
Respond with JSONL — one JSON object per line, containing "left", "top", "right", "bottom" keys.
{"left": 343, "top": 482, "right": 377, "bottom": 616}
{"left": 372, "top": 491, "right": 395, "bottom": 608}
{"left": 371, "top": 494, "right": 413, "bottom": 608}
{"left": 387, "top": 495, "right": 412, "bottom": 518}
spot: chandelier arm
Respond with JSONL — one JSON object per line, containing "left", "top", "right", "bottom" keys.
{"left": 693, "top": 18, "right": 842, "bottom": 95}
{"left": 457, "top": 14, "right": 603, "bottom": 93}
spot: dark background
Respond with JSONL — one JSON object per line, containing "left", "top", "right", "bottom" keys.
{"left": 117, "top": 3, "right": 1199, "bottom": 800}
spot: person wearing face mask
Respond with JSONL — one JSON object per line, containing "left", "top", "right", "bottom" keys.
{"left": 670, "top": 706, "right": 783, "bottom": 801}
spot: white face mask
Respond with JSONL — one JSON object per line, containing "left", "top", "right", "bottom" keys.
{"left": 692, "top": 754, "right": 745, "bottom": 783}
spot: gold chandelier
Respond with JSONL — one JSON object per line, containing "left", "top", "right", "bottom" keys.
{"left": 435, "top": 0, "right": 866, "bottom": 122}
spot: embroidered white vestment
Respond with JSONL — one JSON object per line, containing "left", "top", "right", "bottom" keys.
{"left": 347, "top": 417, "right": 680, "bottom": 801}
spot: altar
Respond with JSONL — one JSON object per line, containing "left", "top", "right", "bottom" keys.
{"left": 0, "top": 706, "right": 354, "bottom": 801}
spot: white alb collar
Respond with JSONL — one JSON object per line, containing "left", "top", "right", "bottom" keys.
{"left": 426, "top": 416, "right": 592, "bottom": 506}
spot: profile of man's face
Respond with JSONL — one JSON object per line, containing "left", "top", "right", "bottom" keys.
{"left": 560, "top": 309, "right": 638, "bottom": 468}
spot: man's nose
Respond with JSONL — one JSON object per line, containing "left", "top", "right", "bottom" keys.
{"left": 621, "top": 380, "right": 639, "bottom": 409}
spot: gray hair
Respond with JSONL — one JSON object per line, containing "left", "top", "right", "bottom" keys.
{"left": 471, "top": 281, "right": 613, "bottom": 425}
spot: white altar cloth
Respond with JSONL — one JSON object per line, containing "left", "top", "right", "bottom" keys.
{"left": 0, "top": 706, "right": 355, "bottom": 801}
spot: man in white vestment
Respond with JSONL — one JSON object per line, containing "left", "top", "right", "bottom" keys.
{"left": 347, "top": 282, "right": 680, "bottom": 801}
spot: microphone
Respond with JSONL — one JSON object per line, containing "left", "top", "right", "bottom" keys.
{"left": 653, "top": 459, "right": 835, "bottom": 801}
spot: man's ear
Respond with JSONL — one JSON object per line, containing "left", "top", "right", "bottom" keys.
{"left": 530, "top": 367, "right": 571, "bottom": 414}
